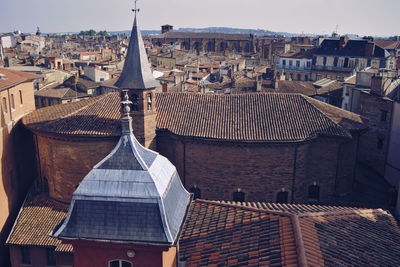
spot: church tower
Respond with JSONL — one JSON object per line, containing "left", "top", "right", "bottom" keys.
{"left": 53, "top": 92, "right": 191, "bottom": 267}
{"left": 114, "top": 7, "right": 159, "bottom": 149}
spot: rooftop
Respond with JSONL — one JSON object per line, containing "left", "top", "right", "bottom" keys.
{"left": 8, "top": 195, "right": 400, "bottom": 266}
{"left": 23, "top": 92, "right": 368, "bottom": 141}
{"left": 0, "top": 68, "right": 39, "bottom": 90}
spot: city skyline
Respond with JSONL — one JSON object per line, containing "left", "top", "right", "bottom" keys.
{"left": 1, "top": 0, "right": 400, "bottom": 36}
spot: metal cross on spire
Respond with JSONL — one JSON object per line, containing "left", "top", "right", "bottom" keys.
{"left": 132, "top": 0, "right": 140, "bottom": 14}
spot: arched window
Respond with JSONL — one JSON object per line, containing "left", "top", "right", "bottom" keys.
{"left": 131, "top": 94, "right": 138, "bottom": 111}
{"left": 109, "top": 260, "right": 132, "bottom": 267}
{"left": 233, "top": 189, "right": 245, "bottom": 202}
{"left": 189, "top": 186, "right": 201, "bottom": 200}
{"left": 147, "top": 93, "right": 152, "bottom": 111}
{"left": 276, "top": 189, "right": 288, "bottom": 203}
{"left": 308, "top": 183, "right": 320, "bottom": 200}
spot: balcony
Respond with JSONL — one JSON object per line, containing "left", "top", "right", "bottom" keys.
{"left": 311, "top": 65, "right": 354, "bottom": 72}
{"left": 275, "top": 64, "right": 311, "bottom": 71}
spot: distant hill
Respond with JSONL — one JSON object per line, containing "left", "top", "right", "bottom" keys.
{"left": 108, "top": 27, "right": 298, "bottom": 37}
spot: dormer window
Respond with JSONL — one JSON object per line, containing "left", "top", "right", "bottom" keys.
{"left": 147, "top": 93, "right": 152, "bottom": 111}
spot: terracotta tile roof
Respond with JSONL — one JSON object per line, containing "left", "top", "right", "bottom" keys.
{"left": 6, "top": 194, "right": 73, "bottom": 252}
{"left": 23, "top": 93, "right": 121, "bottom": 137}
{"left": 23, "top": 92, "right": 366, "bottom": 141}
{"left": 0, "top": 68, "right": 39, "bottom": 90}
{"left": 7, "top": 196, "right": 400, "bottom": 265}
{"left": 35, "top": 86, "right": 88, "bottom": 100}
{"left": 179, "top": 200, "right": 298, "bottom": 266}
{"left": 374, "top": 40, "right": 400, "bottom": 50}
{"left": 304, "top": 96, "right": 368, "bottom": 132}
{"left": 298, "top": 209, "right": 400, "bottom": 266}
{"left": 156, "top": 93, "right": 362, "bottom": 141}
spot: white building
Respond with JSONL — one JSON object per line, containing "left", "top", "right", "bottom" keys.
{"left": 275, "top": 50, "right": 312, "bottom": 81}
{"left": 83, "top": 65, "right": 110, "bottom": 82}
{"left": 0, "top": 34, "right": 15, "bottom": 49}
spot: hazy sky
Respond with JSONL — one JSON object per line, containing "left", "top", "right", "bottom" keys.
{"left": 1, "top": 0, "right": 399, "bottom": 36}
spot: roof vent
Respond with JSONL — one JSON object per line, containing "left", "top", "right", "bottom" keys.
{"left": 0, "top": 74, "right": 7, "bottom": 80}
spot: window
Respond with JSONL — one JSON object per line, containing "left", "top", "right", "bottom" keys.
{"left": 11, "top": 94, "right": 15, "bottom": 110}
{"left": 276, "top": 190, "right": 288, "bottom": 203}
{"left": 109, "top": 260, "right": 132, "bottom": 267}
{"left": 377, "top": 137, "right": 384, "bottom": 150}
{"left": 316, "top": 74, "right": 321, "bottom": 81}
{"left": 282, "top": 60, "right": 286, "bottom": 66}
{"left": 21, "top": 247, "right": 31, "bottom": 265}
{"left": 381, "top": 110, "right": 388, "bottom": 122}
{"left": 19, "top": 90, "right": 23, "bottom": 104}
{"left": 297, "top": 74, "right": 301, "bottom": 81}
{"left": 130, "top": 94, "right": 138, "bottom": 111}
{"left": 306, "top": 61, "right": 311, "bottom": 68}
{"left": 189, "top": 186, "right": 201, "bottom": 200}
{"left": 2, "top": 97, "right": 7, "bottom": 113}
{"left": 308, "top": 183, "right": 320, "bottom": 200}
{"left": 233, "top": 189, "right": 245, "bottom": 202}
{"left": 296, "top": 60, "right": 300, "bottom": 67}
{"left": 289, "top": 60, "right": 293, "bottom": 66}
{"left": 46, "top": 248, "right": 56, "bottom": 266}
{"left": 147, "top": 93, "right": 152, "bottom": 111}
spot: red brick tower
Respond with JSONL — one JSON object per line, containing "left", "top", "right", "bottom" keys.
{"left": 114, "top": 8, "right": 159, "bottom": 149}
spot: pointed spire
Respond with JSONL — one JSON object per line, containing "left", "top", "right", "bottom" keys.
{"left": 115, "top": 12, "right": 159, "bottom": 90}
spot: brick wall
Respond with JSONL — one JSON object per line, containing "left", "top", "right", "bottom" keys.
{"left": 357, "top": 91, "right": 392, "bottom": 176}
{"left": 35, "top": 134, "right": 118, "bottom": 202}
{"left": 157, "top": 132, "right": 352, "bottom": 203}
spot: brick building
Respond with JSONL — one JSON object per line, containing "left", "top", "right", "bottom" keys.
{"left": 0, "top": 68, "right": 38, "bottom": 265}
{"left": 6, "top": 10, "right": 400, "bottom": 267}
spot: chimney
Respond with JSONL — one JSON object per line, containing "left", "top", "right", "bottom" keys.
{"left": 371, "top": 75, "right": 383, "bottom": 96}
{"left": 339, "top": 36, "right": 349, "bottom": 49}
{"left": 365, "top": 42, "right": 375, "bottom": 57}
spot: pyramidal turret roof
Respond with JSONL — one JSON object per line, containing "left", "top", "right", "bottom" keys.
{"left": 114, "top": 15, "right": 160, "bottom": 89}
{"left": 53, "top": 94, "right": 191, "bottom": 245}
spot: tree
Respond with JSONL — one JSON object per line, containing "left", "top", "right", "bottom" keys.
{"left": 98, "top": 30, "right": 109, "bottom": 37}
{"left": 79, "top": 29, "right": 96, "bottom": 36}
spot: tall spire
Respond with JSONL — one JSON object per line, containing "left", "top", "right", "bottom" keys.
{"left": 114, "top": 6, "right": 159, "bottom": 89}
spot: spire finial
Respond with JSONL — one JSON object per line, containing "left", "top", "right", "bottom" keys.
{"left": 132, "top": 0, "right": 140, "bottom": 14}
{"left": 121, "top": 90, "right": 133, "bottom": 135}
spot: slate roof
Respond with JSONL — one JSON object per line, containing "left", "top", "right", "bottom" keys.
{"left": 0, "top": 68, "right": 39, "bottom": 90}
{"left": 23, "top": 92, "right": 367, "bottom": 141}
{"left": 8, "top": 196, "right": 400, "bottom": 266}
{"left": 114, "top": 15, "right": 160, "bottom": 90}
{"left": 315, "top": 39, "right": 389, "bottom": 58}
{"left": 53, "top": 124, "right": 191, "bottom": 245}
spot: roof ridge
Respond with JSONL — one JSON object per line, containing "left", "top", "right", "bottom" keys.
{"left": 299, "top": 94, "right": 351, "bottom": 138}
{"left": 195, "top": 199, "right": 294, "bottom": 217}
{"left": 297, "top": 208, "right": 388, "bottom": 218}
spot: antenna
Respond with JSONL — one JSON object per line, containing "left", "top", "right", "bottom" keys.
{"left": 335, "top": 24, "right": 339, "bottom": 35}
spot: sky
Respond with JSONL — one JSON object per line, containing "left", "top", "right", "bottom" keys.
{"left": 1, "top": 0, "right": 399, "bottom": 37}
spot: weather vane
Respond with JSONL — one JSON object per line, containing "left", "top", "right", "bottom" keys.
{"left": 132, "top": 0, "right": 140, "bottom": 14}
